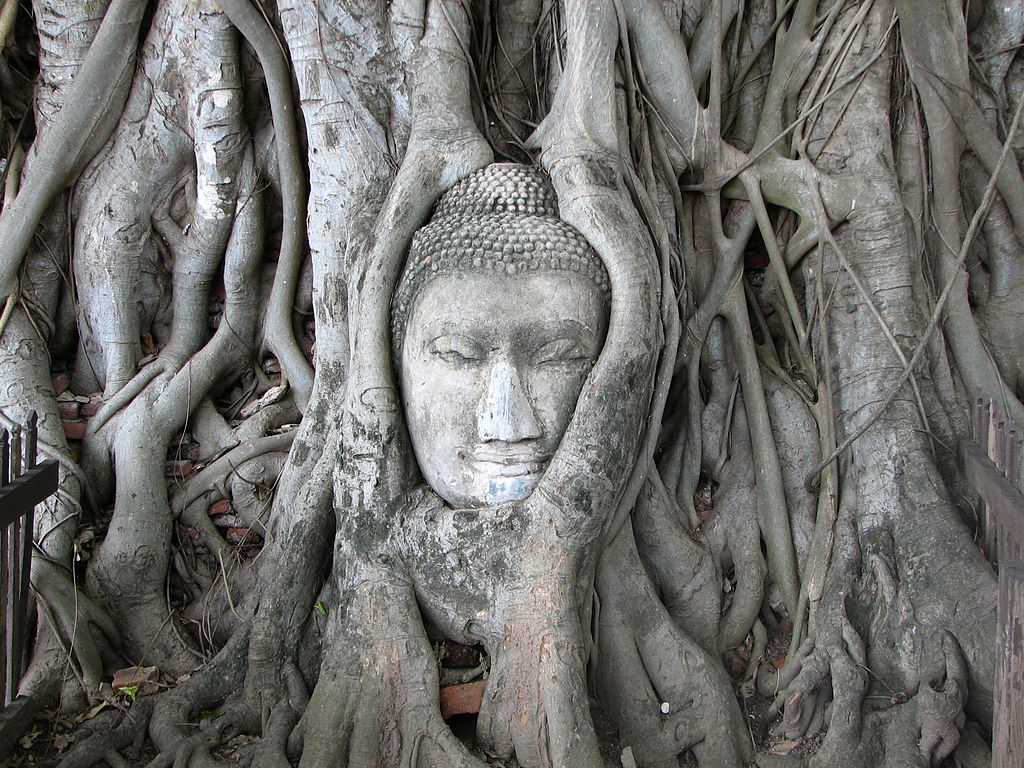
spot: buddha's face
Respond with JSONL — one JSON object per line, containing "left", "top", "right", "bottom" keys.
{"left": 400, "top": 269, "right": 608, "bottom": 509}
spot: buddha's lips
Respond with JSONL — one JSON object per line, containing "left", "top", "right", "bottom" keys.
{"left": 471, "top": 450, "right": 549, "bottom": 477}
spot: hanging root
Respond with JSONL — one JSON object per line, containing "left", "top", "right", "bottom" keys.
{"left": 0, "top": 0, "right": 146, "bottom": 300}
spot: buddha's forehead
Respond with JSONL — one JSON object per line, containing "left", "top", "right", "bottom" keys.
{"left": 405, "top": 269, "right": 606, "bottom": 341}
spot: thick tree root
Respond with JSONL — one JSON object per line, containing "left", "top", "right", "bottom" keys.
{"left": 596, "top": 524, "right": 750, "bottom": 767}
{"left": 27, "top": 558, "right": 122, "bottom": 698}
{"left": 59, "top": 698, "right": 155, "bottom": 768}
{"left": 477, "top": 586, "right": 603, "bottom": 767}
{"left": 774, "top": 548, "right": 975, "bottom": 767}
{"left": 296, "top": 575, "right": 483, "bottom": 768}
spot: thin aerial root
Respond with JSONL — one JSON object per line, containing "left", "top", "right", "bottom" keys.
{"left": 219, "top": 0, "right": 313, "bottom": 409}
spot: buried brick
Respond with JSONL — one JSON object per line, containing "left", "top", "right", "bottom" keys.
{"left": 439, "top": 680, "right": 487, "bottom": 720}
{"left": 63, "top": 420, "right": 87, "bottom": 441}
{"left": 165, "top": 460, "right": 194, "bottom": 478}
{"left": 80, "top": 399, "right": 102, "bottom": 418}
{"left": 58, "top": 400, "right": 81, "bottom": 420}
{"left": 208, "top": 498, "right": 232, "bottom": 516}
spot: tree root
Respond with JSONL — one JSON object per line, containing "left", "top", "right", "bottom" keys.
{"left": 172, "top": 432, "right": 295, "bottom": 515}
{"left": 476, "top": 586, "right": 603, "bottom": 767}
{"left": 773, "top": 551, "right": 975, "bottom": 767}
{"left": 0, "top": 0, "right": 145, "bottom": 299}
{"left": 296, "top": 575, "right": 484, "bottom": 768}
{"left": 218, "top": 0, "right": 313, "bottom": 409}
{"left": 144, "top": 625, "right": 256, "bottom": 767}
{"left": 25, "top": 558, "right": 122, "bottom": 701}
{"left": 59, "top": 698, "right": 155, "bottom": 768}
{"left": 596, "top": 523, "right": 751, "bottom": 767}
{"left": 631, "top": 469, "right": 722, "bottom": 654}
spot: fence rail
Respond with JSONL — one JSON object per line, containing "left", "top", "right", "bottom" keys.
{"left": 959, "top": 398, "right": 1024, "bottom": 768}
{"left": 0, "top": 412, "right": 58, "bottom": 764}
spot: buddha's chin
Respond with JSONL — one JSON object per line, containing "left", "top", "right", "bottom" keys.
{"left": 469, "top": 471, "right": 541, "bottom": 507}
{"left": 426, "top": 463, "right": 547, "bottom": 508}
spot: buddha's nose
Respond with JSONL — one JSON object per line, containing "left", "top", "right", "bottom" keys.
{"left": 477, "top": 359, "right": 543, "bottom": 443}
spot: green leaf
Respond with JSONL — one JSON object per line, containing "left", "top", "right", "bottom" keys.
{"left": 117, "top": 685, "right": 139, "bottom": 701}
{"left": 314, "top": 600, "right": 327, "bottom": 616}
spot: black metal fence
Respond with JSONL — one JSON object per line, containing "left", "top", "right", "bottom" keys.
{"left": 0, "top": 412, "right": 57, "bottom": 706}
{"left": 959, "top": 398, "right": 1024, "bottom": 768}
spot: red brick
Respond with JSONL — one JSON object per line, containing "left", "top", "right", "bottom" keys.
{"left": 226, "top": 527, "right": 263, "bottom": 546}
{"left": 165, "top": 460, "right": 194, "bottom": 478}
{"left": 51, "top": 372, "right": 71, "bottom": 395}
{"left": 58, "top": 401, "right": 81, "bottom": 420}
{"left": 63, "top": 420, "right": 87, "bottom": 440}
{"left": 439, "top": 681, "right": 487, "bottom": 719}
{"left": 208, "top": 498, "right": 232, "bottom": 516}
{"left": 723, "top": 649, "right": 748, "bottom": 678}
{"left": 80, "top": 400, "right": 102, "bottom": 417}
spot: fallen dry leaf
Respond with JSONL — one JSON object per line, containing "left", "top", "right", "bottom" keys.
{"left": 769, "top": 739, "right": 801, "bottom": 755}
{"left": 112, "top": 665, "right": 161, "bottom": 697}
{"left": 52, "top": 732, "right": 75, "bottom": 752}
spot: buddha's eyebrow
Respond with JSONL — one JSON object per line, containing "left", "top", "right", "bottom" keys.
{"left": 552, "top": 319, "right": 592, "bottom": 333}
{"left": 431, "top": 320, "right": 483, "bottom": 335}
{"left": 527, "top": 319, "right": 598, "bottom": 340}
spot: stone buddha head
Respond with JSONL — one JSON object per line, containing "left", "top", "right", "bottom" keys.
{"left": 393, "top": 164, "right": 611, "bottom": 509}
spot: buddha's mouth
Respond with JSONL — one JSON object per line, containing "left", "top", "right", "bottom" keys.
{"left": 472, "top": 460, "right": 545, "bottom": 477}
{"left": 470, "top": 449, "right": 549, "bottom": 477}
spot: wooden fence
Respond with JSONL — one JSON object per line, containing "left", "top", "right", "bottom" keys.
{"left": 0, "top": 412, "right": 57, "bottom": 751}
{"left": 959, "top": 398, "right": 1024, "bottom": 768}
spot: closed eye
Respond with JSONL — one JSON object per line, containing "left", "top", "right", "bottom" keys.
{"left": 534, "top": 337, "right": 591, "bottom": 364}
{"left": 429, "top": 334, "right": 485, "bottom": 365}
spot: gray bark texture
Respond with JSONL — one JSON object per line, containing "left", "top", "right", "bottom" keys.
{"left": 0, "top": 0, "right": 1017, "bottom": 765}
